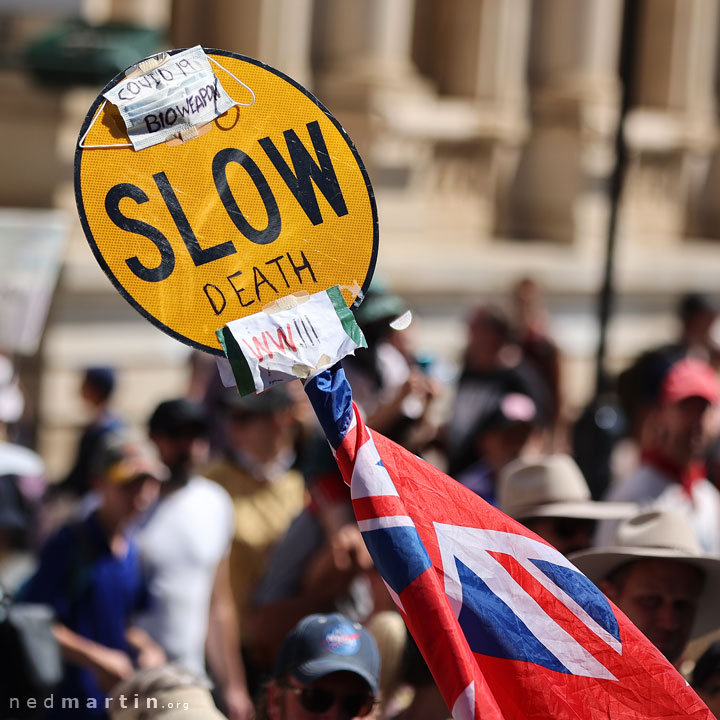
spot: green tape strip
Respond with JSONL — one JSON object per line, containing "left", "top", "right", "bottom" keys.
{"left": 216, "top": 327, "right": 256, "bottom": 396}
{"left": 327, "top": 286, "right": 367, "bottom": 349}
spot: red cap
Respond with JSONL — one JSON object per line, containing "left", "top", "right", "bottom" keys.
{"left": 661, "top": 357, "right": 719, "bottom": 405}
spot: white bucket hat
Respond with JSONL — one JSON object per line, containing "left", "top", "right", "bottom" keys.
{"left": 498, "top": 454, "right": 636, "bottom": 521}
{"left": 569, "top": 510, "right": 720, "bottom": 638}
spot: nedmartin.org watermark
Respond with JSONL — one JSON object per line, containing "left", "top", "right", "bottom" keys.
{"left": 9, "top": 694, "right": 191, "bottom": 712}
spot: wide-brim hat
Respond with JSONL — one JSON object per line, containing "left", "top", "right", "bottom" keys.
{"left": 499, "top": 454, "right": 636, "bottom": 521}
{"left": 110, "top": 686, "right": 227, "bottom": 720}
{"left": 109, "top": 666, "right": 229, "bottom": 720}
{"left": 569, "top": 510, "right": 720, "bottom": 638}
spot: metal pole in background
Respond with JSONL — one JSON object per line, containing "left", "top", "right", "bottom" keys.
{"left": 573, "top": 0, "right": 640, "bottom": 499}
{"left": 594, "top": 0, "right": 639, "bottom": 398}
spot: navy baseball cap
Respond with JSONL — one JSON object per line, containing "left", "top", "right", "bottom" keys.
{"left": 273, "top": 613, "right": 380, "bottom": 695}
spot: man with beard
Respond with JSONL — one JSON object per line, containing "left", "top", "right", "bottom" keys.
{"left": 571, "top": 510, "right": 720, "bottom": 666}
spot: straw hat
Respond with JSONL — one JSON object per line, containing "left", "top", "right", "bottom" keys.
{"left": 569, "top": 510, "right": 720, "bottom": 638}
{"left": 498, "top": 454, "right": 636, "bottom": 521}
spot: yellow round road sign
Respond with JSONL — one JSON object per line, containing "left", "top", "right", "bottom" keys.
{"left": 75, "top": 48, "right": 378, "bottom": 355}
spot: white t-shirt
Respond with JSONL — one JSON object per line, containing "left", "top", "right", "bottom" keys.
{"left": 596, "top": 464, "right": 720, "bottom": 555}
{"left": 134, "top": 476, "right": 234, "bottom": 676}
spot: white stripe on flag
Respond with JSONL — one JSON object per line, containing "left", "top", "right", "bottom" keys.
{"left": 452, "top": 681, "right": 475, "bottom": 720}
{"left": 358, "top": 515, "right": 414, "bottom": 532}
{"left": 350, "top": 435, "right": 399, "bottom": 499}
{"left": 383, "top": 579, "right": 405, "bottom": 613}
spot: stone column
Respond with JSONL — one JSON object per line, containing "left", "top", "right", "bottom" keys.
{"left": 310, "top": 0, "right": 429, "bottom": 160}
{"left": 104, "top": 0, "right": 170, "bottom": 28}
{"left": 404, "top": 0, "right": 530, "bottom": 235}
{"left": 425, "top": 0, "right": 530, "bottom": 111}
{"left": 171, "top": 0, "right": 261, "bottom": 56}
{"left": 170, "top": 0, "right": 314, "bottom": 87}
{"left": 678, "top": 0, "right": 720, "bottom": 239}
{"left": 496, "top": 0, "right": 624, "bottom": 244}
{"left": 622, "top": 0, "right": 720, "bottom": 242}
{"left": 259, "top": 0, "right": 315, "bottom": 88}
{"left": 313, "top": 0, "right": 422, "bottom": 97}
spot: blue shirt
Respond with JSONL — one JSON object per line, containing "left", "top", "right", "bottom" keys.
{"left": 455, "top": 460, "right": 497, "bottom": 506}
{"left": 20, "top": 512, "right": 148, "bottom": 718}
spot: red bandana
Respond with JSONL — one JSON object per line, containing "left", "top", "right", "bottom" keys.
{"left": 641, "top": 448, "right": 706, "bottom": 497}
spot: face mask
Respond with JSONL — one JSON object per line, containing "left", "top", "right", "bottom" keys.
{"left": 123, "top": 76, "right": 225, "bottom": 132}
{"left": 104, "top": 46, "right": 236, "bottom": 150}
{"left": 120, "top": 75, "right": 195, "bottom": 116}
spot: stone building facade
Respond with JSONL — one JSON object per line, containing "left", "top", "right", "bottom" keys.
{"left": 3, "top": 0, "right": 720, "bottom": 475}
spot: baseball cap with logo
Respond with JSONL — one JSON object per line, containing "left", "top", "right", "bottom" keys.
{"left": 272, "top": 613, "right": 380, "bottom": 695}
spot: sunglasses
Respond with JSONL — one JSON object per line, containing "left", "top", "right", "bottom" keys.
{"left": 282, "top": 684, "right": 376, "bottom": 717}
{"left": 551, "top": 518, "right": 596, "bottom": 541}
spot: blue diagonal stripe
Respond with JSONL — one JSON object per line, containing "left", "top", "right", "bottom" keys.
{"left": 531, "top": 559, "right": 620, "bottom": 643}
{"left": 362, "top": 525, "right": 432, "bottom": 595}
{"left": 456, "top": 558, "right": 570, "bottom": 673}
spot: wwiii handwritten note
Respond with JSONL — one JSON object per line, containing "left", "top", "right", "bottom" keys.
{"left": 218, "top": 286, "right": 366, "bottom": 395}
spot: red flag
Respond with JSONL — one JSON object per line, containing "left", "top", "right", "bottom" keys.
{"left": 305, "top": 365, "right": 712, "bottom": 719}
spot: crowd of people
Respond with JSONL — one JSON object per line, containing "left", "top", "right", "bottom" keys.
{"left": 3, "top": 280, "right": 720, "bottom": 719}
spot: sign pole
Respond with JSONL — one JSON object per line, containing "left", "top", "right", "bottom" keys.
{"left": 594, "top": 0, "right": 639, "bottom": 398}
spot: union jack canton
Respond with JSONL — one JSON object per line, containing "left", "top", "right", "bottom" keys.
{"left": 304, "top": 363, "right": 712, "bottom": 720}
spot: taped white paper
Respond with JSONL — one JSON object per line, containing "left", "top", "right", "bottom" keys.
{"left": 218, "top": 287, "right": 366, "bottom": 395}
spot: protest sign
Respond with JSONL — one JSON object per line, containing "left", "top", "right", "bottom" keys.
{"left": 0, "top": 209, "right": 67, "bottom": 355}
{"left": 76, "top": 48, "right": 377, "bottom": 355}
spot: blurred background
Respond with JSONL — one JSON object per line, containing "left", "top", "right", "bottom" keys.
{"left": 3, "top": 0, "right": 720, "bottom": 480}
